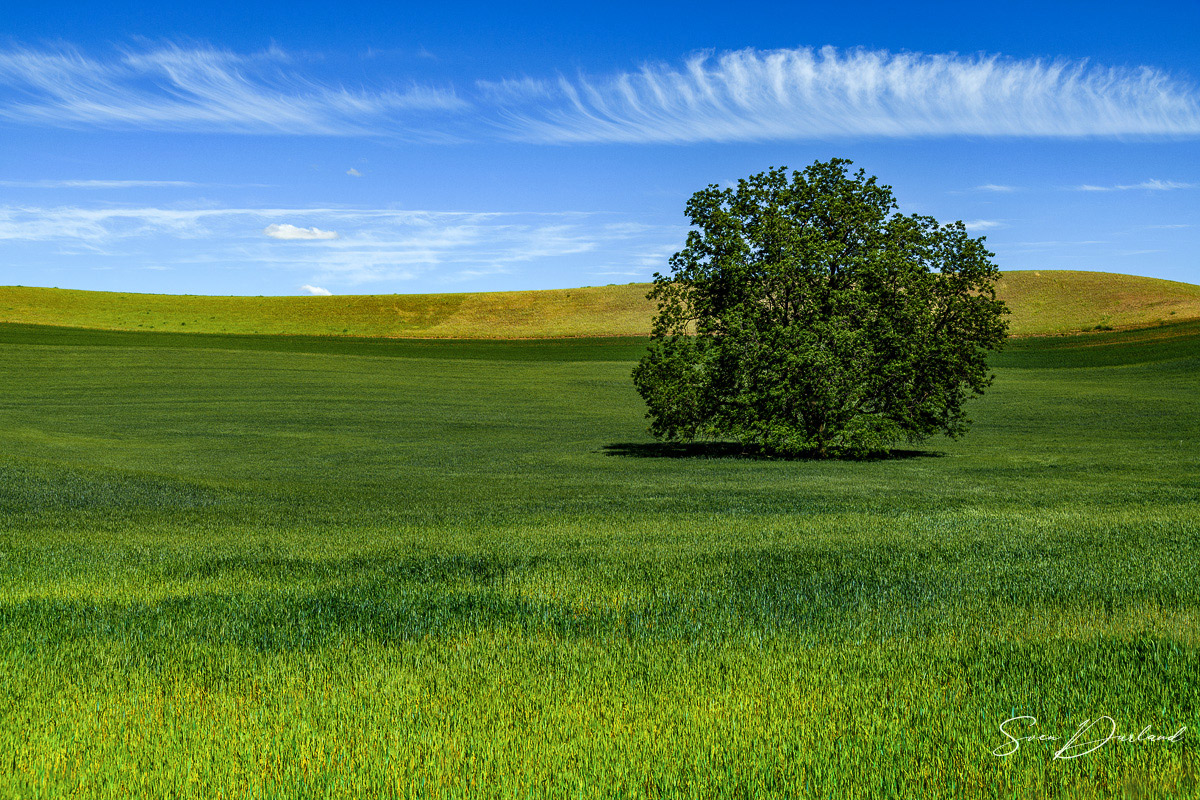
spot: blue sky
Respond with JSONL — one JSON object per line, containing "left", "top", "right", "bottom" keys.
{"left": 1, "top": 0, "right": 1197, "bottom": 296}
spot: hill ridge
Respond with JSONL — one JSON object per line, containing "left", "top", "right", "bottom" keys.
{"left": 3, "top": 270, "right": 1199, "bottom": 339}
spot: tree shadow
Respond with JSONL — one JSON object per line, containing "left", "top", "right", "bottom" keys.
{"left": 600, "top": 442, "right": 946, "bottom": 461}
{"left": 601, "top": 441, "right": 771, "bottom": 460}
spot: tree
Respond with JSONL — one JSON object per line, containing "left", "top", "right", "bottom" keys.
{"left": 632, "top": 159, "right": 1009, "bottom": 459}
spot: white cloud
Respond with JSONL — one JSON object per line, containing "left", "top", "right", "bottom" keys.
{"left": 0, "top": 179, "right": 200, "bottom": 188}
{"left": 0, "top": 206, "right": 217, "bottom": 241}
{"left": 346, "top": 168, "right": 363, "bottom": 177}
{"left": 0, "top": 204, "right": 682, "bottom": 286}
{"left": 1, "top": 43, "right": 1199, "bottom": 142}
{"left": 264, "top": 223, "right": 340, "bottom": 240}
{"left": 1074, "top": 179, "right": 1198, "bottom": 192}
{"left": 974, "top": 184, "right": 1018, "bottom": 193}
{"left": 963, "top": 219, "right": 1007, "bottom": 232}
{"left": 450, "top": 266, "right": 511, "bottom": 282}
{"left": 490, "top": 47, "right": 1200, "bottom": 143}
{"left": 475, "top": 76, "right": 559, "bottom": 102}
{"left": 301, "top": 284, "right": 332, "bottom": 295}
{"left": 1129, "top": 179, "right": 1196, "bottom": 191}
{"left": 0, "top": 43, "right": 467, "bottom": 137}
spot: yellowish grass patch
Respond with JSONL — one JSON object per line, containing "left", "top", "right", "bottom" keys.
{"left": 2, "top": 270, "right": 1199, "bottom": 338}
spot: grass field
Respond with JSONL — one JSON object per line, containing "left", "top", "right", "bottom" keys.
{"left": 1, "top": 314, "right": 1197, "bottom": 798}
{"left": 4, "top": 269, "right": 1200, "bottom": 338}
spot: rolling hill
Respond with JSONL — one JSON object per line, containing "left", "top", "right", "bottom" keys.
{"left": 2, "top": 270, "right": 1198, "bottom": 339}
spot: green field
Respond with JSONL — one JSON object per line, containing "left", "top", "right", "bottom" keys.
{"left": 2, "top": 315, "right": 1198, "bottom": 798}
{"left": 5, "top": 269, "right": 1200, "bottom": 338}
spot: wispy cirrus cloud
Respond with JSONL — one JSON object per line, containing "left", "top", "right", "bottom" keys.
{"left": 0, "top": 179, "right": 201, "bottom": 188}
{"left": 492, "top": 47, "right": 1200, "bottom": 143}
{"left": 0, "top": 205, "right": 681, "bottom": 286}
{"left": 0, "top": 43, "right": 466, "bottom": 138}
{"left": 1, "top": 43, "right": 1199, "bottom": 142}
{"left": 1073, "top": 179, "right": 1198, "bottom": 191}
{"left": 1008, "top": 239, "right": 1109, "bottom": 251}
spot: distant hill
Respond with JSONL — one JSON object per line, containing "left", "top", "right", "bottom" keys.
{"left": 3, "top": 271, "right": 1199, "bottom": 339}
{"left": 0, "top": 283, "right": 654, "bottom": 339}
{"left": 995, "top": 271, "right": 1200, "bottom": 336}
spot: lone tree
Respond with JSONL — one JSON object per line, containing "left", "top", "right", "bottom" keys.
{"left": 632, "top": 159, "right": 1009, "bottom": 458}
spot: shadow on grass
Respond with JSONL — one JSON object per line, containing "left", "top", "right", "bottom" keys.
{"left": 0, "top": 550, "right": 932, "bottom": 653}
{"left": 2, "top": 545, "right": 1196, "bottom": 663}
{"left": 601, "top": 442, "right": 946, "bottom": 461}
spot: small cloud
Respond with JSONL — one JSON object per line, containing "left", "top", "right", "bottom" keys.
{"left": 452, "top": 266, "right": 510, "bottom": 281}
{"left": 0, "top": 179, "right": 199, "bottom": 188}
{"left": 1073, "top": 179, "right": 1198, "bottom": 192}
{"left": 301, "top": 284, "right": 332, "bottom": 295}
{"left": 1133, "top": 179, "right": 1197, "bottom": 191}
{"left": 974, "top": 184, "right": 1018, "bottom": 193}
{"left": 346, "top": 168, "right": 363, "bottom": 177}
{"left": 264, "top": 223, "right": 339, "bottom": 240}
{"left": 963, "top": 219, "right": 1006, "bottom": 232}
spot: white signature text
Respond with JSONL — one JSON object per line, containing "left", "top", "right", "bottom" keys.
{"left": 992, "top": 716, "right": 1186, "bottom": 759}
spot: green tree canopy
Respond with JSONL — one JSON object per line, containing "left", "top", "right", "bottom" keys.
{"left": 632, "top": 159, "right": 1009, "bottom": 458}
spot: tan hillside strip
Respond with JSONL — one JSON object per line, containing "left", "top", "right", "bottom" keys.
{"left": 2, "top": 271, "right": 1198, "bottom": 338}
{"left": 0, "top": 283, "right": 658, "bottom": 339}
{"left": 996, "top": 271, "right": 1200, "bottom": 335}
